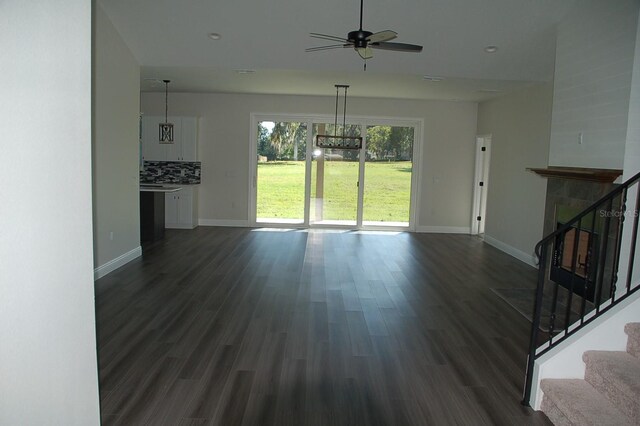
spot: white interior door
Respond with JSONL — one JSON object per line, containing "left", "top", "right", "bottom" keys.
{"left": 471, "top": 135, "right": 491, "bottom": 235}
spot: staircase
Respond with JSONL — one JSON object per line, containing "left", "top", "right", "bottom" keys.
{"left": 540, "top": 323, "right": 640, "bottom": 425}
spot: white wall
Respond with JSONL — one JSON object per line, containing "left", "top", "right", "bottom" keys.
{"left": 624, "top": 9, "right": 640, "bottom": 179}
{"left": 477, "top": 83, "right": 553, "bottom": 264}
{"left": 141, "top": 93, "right": 478, "bottom": 231}
{"left": 548, "top": 0, "right": 640, "bottom": 169}
{"left": 0, "top": 1, "right": 100, "bottom": 424}
{"left": 93, "top": 4, "right": 141, "bottom": 278}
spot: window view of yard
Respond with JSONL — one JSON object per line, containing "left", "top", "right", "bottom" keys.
{"left": 256, "top": 121, "right": 414, "bottom": 225}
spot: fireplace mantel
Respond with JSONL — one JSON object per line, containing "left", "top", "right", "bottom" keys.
{"left": 527, "top": 166, "right": 622, "bottom": 183}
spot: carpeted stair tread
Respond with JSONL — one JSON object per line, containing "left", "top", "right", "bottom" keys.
{"left": 540, "top": 378, "right": 633, "bottom": 426}
{"left": 583, "top": 350, "right": 640, "bottom": 421}
{"left": 625, "top": 323, "right": 640, "bottom": 358}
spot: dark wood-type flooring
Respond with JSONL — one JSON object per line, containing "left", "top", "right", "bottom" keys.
{"left": 96, "top": 227, "right": 552, "bottom": 425}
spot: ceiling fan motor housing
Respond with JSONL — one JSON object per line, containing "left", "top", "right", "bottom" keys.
{"left": 348, "top": 30, "right": 373, "bottom": 47}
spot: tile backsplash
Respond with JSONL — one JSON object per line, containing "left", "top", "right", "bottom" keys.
{"left": 140, "top": 161, "right": 201, "bottom": 184}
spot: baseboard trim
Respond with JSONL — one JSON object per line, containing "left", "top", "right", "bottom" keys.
{"left": 94, "top": 246, "right": 142, "bottom": 280}
{"left": 198, "top": 219, "right": 250, "bottom": 228}
{"left": 166, "top": 224, "right": 197, "bottom": 229}
{"left": 415, "top": 226, "right": 471, "bottom": 234}
{"left": 483, "top": 235, "right": 536, "bottom": 267}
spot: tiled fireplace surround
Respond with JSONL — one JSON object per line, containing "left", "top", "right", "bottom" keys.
{"left": 538, "top": 171, "right": 622, "bottom": 305}
{"left": 542, "top": 178, "right": 618, "bottom": 238}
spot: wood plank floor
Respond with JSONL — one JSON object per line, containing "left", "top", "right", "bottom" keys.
{"left": 95, "top": 227, "right": 552, "bottom": 425}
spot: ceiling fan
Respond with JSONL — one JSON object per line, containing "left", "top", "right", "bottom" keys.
{"left": 305, "top": 0, "right": 423, "bottom": 61}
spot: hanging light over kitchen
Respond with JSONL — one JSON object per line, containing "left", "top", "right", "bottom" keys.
{"left": 159, "top": 80, "right": 174, "bottom": 143}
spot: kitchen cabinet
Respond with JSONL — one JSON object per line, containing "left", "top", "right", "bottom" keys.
{"left": 141, "top": 116, "right": 197, "bottom": 161}
{"left": 165, "top": 186, "right": 198, "bottom": 229}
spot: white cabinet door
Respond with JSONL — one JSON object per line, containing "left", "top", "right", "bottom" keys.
{"left": 177, "top": 188, "right": 193, "bottom": 225}
{"left": 165, "top": 192, "right": 179, "bottom": 226}
{"left": 164, "top": 116, "right": 183, "bottom": 161}
{"left": 142, "top": 116, "right": 168, "bottom": 161}
{"left": 165, "top": 187, "right": 197, "bottom": 229}
{"left": 181, "top": 117, "right": 198, "bottom": 161}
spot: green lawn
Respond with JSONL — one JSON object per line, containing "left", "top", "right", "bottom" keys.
{"left": 257, "top": 161, "right": 412, "bottom": 223}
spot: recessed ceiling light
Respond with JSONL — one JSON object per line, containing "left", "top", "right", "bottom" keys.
{"left": 234, "top": 69, "right": 256, "bottom": 74}
{"left": 477, "top": 89, "right": 503, "bottom": 93}
{"left": 423, "top": 76, "right": 444, "bottom": 82}
{"left": 484, "top": 45, "right": 498, "bottom": 53}
{"left": 208, "top": 33, "right": 222, "bottom": 40}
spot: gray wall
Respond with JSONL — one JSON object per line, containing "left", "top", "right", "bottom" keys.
{"left": 477, "top": 83, "right": 553, "bottom": 264}
{"left": 94, "top": 4, "right": 141, "bottom": 271}
{"left": 0, "top": 1, "right": 100, "bottom": 424}
{"left": 141, "top": 93, "right": 479, "bottom": 231}
{"left": 549, "top": 0, "right": 639, "bottom": 169}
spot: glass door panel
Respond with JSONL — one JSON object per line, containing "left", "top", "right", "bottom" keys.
{"left": 310, "top": 123, "right": 361, "bottom": 226}
{"left": 363, "top": 125, "right": 414, "bottom": 227}
{"left": 256, "top": 121, "right": 307, "bottom": 224}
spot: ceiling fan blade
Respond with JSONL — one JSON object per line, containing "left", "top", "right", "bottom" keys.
{"left": 370, "top": 41, "right": 423, "bottom": 52}
{"left": 306, "top": 44, "right": 351, "bottom": 52}
{"left": 356, "top": 46, "right": 373, "bottom": 59}
{"left": 367, "top": 30, "right": 397, "bottom": 43}
{"left": 310, "top": 32, "right": 348, "bottom": 43}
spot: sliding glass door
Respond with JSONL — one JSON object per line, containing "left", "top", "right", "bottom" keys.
{"left": 255, "top": 120, "right": 307, "bottom": 224}
{"left": 362, "top": 125, "right": 414, "bottom": 227}
{"left": 252, "top": 115, "right": 419, "bottom": 230}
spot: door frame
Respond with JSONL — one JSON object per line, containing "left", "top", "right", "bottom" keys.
{"left": 471, "top": 134, "right": 492, "bottom": 235}
{"left": 249, "top": 113, "right": 424, "bottom": 231}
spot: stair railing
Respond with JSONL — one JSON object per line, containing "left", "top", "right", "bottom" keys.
{"left": 522, "top": 170, "right": 640, "bottom": 406}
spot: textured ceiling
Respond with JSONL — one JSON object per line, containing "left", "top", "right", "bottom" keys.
{"left": 99, "top": 0, "right": 578, "bottom": 101}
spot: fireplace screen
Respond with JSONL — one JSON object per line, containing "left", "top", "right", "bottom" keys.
{"left": 551, "top": 223, "right": 597, "bottom": 302}
{"left": 560, "top": 227, "right": 590, "bottom": 278}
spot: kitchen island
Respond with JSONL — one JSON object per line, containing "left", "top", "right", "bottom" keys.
{"left": 140, "top": 185, "right": 181, "bottom": 243}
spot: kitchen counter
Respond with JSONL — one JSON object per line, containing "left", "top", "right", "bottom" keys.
{"left": 140, "top": 184, "right": 182, "bottom": 193}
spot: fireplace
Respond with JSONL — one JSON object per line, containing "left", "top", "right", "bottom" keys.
{"left": 530, "top": 167, "right": 623, "bottom": 305}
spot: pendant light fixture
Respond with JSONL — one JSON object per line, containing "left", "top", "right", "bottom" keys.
{"left": 159, "top": 79, "right": 174, "bottom": 143}
{"left": 316, "top": 84, "right": 362, "bottom": 150}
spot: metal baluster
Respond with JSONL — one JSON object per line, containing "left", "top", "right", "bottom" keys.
{"left": 581, "top": 207, "right": 599, "bottom": 322}
{"left": 594, "top": 198, "right": 613, "bottom": 314}
{"left": 522, "top": 242, "right": 548, "bottom": 406}
{"left": 626, "top": 183, "right": 640, "bottom": 293}
{"left": 565, "top": 218, "right": 582, "bottom": 332}
{"left": 609, "top": 189, "right": 627, "bottom": 303}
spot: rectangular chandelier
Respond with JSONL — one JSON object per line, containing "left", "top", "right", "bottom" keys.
{"left": 316, "top": 134, "right": 362, "bottom": 150}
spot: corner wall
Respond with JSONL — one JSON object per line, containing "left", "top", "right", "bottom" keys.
{"left": 477, "top": 83, "right": 553, "bottom": 264}
{"left": 141, "top": 93, "right": 478, "bottom": 231}
{"left": 0, "top": 1, "right": 100, "bottom": 424}
{"left": 93, "top": 4, "right": 141, "bottom": 277}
